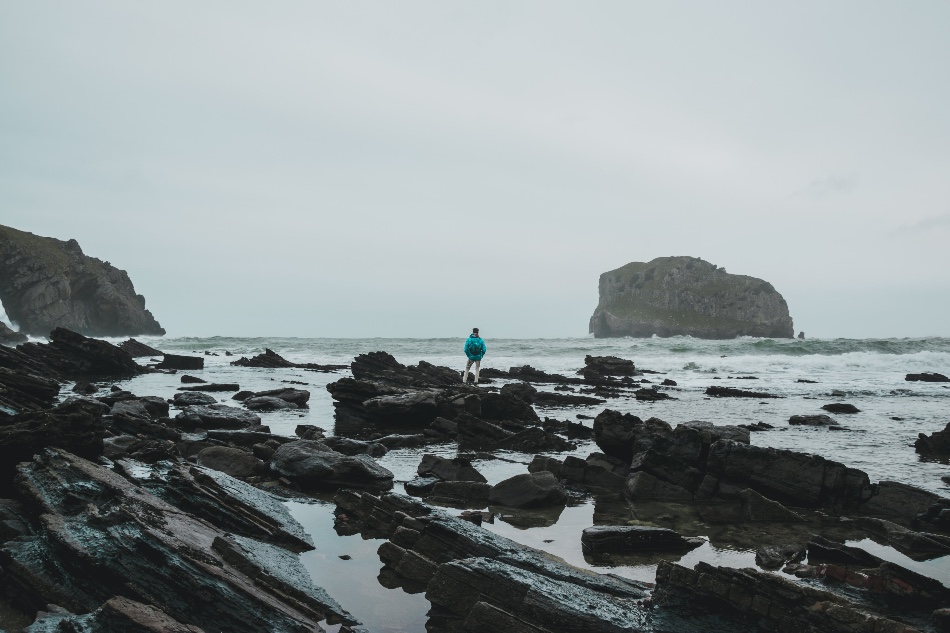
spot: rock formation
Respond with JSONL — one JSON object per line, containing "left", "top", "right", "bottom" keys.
{"left": 0, "top": 224, "right": 164, "bottom": 337}
{"left": 589, "top": 256, "right": 794, "bottom": 339}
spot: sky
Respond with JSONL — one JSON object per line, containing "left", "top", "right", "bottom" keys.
{"left": 1, "top": 1, "right": 948, "bottom": 338}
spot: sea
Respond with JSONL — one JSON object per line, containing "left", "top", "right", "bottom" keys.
{"left": 111, "top": 335, "right": 950, "bottom": 633}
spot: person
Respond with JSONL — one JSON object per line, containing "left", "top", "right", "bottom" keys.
{"left": 463, "top": 327, "right": 487, "bottom": 384}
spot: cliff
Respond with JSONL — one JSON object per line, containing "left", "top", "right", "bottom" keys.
{"left": 589, "top": 256, "right": 793, "bottom": 339}
{"left": 0, "top": 225, "right": 164, "bottom": 338}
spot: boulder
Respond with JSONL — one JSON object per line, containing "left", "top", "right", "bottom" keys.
{"left": 581, "top": 526, "right": 703, "bottom": 554}
{"left": 428, "top": 481, "right": 492, "bottom": 504}
{"left": 589, "top": 256, "right": 794, "bottom": 339}
{"left": 246, "top": 387, "right": 310, "bottom": 406}
{"left": 478, "top": 391, "right": 539, "bottom": 423}
{"left": 174, "top": 405, "right": 262, "bottom": 430}
{"left": 489, "top": 472, "right": 567, "bottom": 508}
{"left": 197, "top": 446, "right": 266, "bottom": 479}
{"left": 821, "top": 403, "right": 860, "bottom": 414}
{"left": 26, "top": 596, "right": 205, "bottom": 633}
{"left": 580, "top": 354, "right": 636, "bottom": 379}
{"left": 180, "top": 374, "right": 206, "bottom": 384}
{"left": 362, "top": 391, "right": 438, "bottom": 425}
{"left": 417, "top": 454, "right": 486, "bottom": 482}
{"left": 243, "top": 396, "right": 295, "bottom": 411}
{"left": 789, "top": 414, "right": 839, "bottom": 426}
{"left": 624, "top": 471, "right": 692, "bottom": 501}
{"left": 173, "top": 392, "right": 217, "bottom": 407}
{"left": 405, "top": 476, "right": 440, "bottom": 497}
{"left": 269, "top": 440, "right": 394, "bottom": 491}
{"left": 593, "top": 409, "right": 673, "bottom": 462}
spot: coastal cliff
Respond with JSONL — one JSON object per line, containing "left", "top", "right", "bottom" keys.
{"left": 0, "top": 225, "right": 164, "bottom": 338}
{"left": 589, "top": 256, "right": 793, "bottom": 339}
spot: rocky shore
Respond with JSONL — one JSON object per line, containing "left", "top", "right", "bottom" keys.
{"left": 0, "top": 331, "right": 946, "bottom": 631}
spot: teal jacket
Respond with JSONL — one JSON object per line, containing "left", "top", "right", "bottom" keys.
{"left": 464, "top": 334, "right": 486, "bottom": 361}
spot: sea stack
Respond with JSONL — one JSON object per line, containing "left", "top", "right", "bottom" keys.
{"left": 0, "top": 224, "right": 164, "bottom": 338}
{"left": 589, "top": 256, "right": 793, "bottom": 339}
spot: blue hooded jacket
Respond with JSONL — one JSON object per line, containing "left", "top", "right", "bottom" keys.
{"left": 464, "top": 334, "right": 486, "bottom": 361}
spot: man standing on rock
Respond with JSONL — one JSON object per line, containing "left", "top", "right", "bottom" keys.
{"left": 463, "top": 328, "right": 487, "bottom": 385}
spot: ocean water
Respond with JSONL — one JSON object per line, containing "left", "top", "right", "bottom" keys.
{"left": 113, "top": 335, "right": 950, "bottom": 632}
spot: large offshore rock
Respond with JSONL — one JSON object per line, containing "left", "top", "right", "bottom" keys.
{"left": 0, "top": 225, "right": 164, "bottom": 337}
{"left": 269, "top": 440, "right": 394, "bottom": 491}
{"left": 2, "top": 449, "right": 356, "bottom": 631}
{"left": 589, "top": 256, "right": 794, "bottom": 339}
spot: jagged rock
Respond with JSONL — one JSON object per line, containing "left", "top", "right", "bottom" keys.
{"left": 580, "top": 355, "right": 636, "bottom": 381}
{"left": 916, "top": 422, "right": 950, "bottom": 454}
{"left": 906, "top": 372, "right": 950, "bottom": 383}
{"left": 294, "top": 424, "right": 325, "bottom": 441}
{"left": 654, "top": 560, "right": 918, "bottom": 631}
{"left": 197, "top": 446, "right": 266, "bottom": 479}
{"left": 789, "top": 414, "right": 839, "bottom": 426}
{"left": 755, "top": 544, "right": 805, "bottom": 570}
{"left": 321, "top": 436, "right": 387, "bottom": 457}
{"left": 0, "top": 367, "right": 60, "bottom": 416}
{"left": 479, "top": 391, "right": 540, "bottom": 423}
{"left": 1, "top": 449, "right": 355, "bottom": 631}
{"left": 118, "top": 338, "right": 163, "bottom": 357}
{"left": 662, "top": 378, "right": 678, "bottom": 386}
{"left": 362, "top": 391, "right": 439, "bottom": 425}
{"left": 635, "top": 387, "right": 674, "bottom": 401}
{"left": 0, "top": 320, "right": 27, "bottom": 346}
{"left": 109, "top": 400, "right": 179, "bottom": 441}
{"left": 531, "top": 453, "right": 629, "bottom": 490}
{"left": 156, "top": 354, "right": 203, "bottom": 370}
{"left": 488, "top": 472, "right": 567, "bottom": 508}
{"left": 174, "top": 405, "right": 261, "bottom": 430}
{"left": 456, "top": 415, "right": 574, "bottom": 453}
{"left": 350, "top": 351, "right": 461, "bottom": 388}
{"left": 581, "top": 526, "right": 704, "bottom": 554}
{"left": 417, "top": 454, "right": 486, "bottom": 483}
{"left": 593, "top": 409, "right": 672, "bottom": 462}
{"left": 269, "top": 440, "right": 393, "bottom": 491}
{"left": 26, "top": 597, "right": 206, "bottom": 633}
{"left": 178, "top": 383, "right": 241, "bottom": 393}
{"left": 375, "top": 433, "right": 428, "bottom": 449}
{"left": 405, "top": 476, "right": 440, "bottom": 497}
{"left": 506, "top": 365, "right": 579, "bottom": 384}
{"left": 0, "top": 398, "right": 106, "bottom": 487}
{"left": 172, "top": 392, "right": 217, "bottom": 407}
{"left": 678, "top": 420, "right": 750, "bottom": 445}
{"left": 705, "top": 385, "right": 780, "bottom": 399}
{"left": 0, "top": 225, "right": 164, "bottom": 336}
{"left": 229, "top": 348, "right": 347, "bottom": 372}
{"left": 589, "top": 256, "right": 794, "bottom": 339}
{"left": 822, "top": 403, "right": 861, "bottom": 414}
{"left": 14, "top": 328, "right": 141, "bottom": 379}
{"left": 179, "top": 375, "right": 206, "bottom": 384}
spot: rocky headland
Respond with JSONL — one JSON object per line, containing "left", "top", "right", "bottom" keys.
{"left": 0, "top": 225, "right": 164, "bottom": 338}
{"left": 589, "top": 256, "right": 794, "bottom": 339}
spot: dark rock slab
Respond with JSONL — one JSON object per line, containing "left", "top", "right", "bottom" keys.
{"left": 821, "top": 403, "right": 861, "bottom": 414}
{"left": 180, "top": 374, "right": 206, "bottom": 384}
{"left": 580, "top": 355, "right": 636, "bottom": 381}
{"left": 16, "top": 328, "right": 141, "bottom": 379}
{"left": 915, "top": 422, "right": 950, "bottom": 455}
{"left": 269, "top": 440, "right": 393, "bottom": 491}
{"left": 26, "top": 596, "right": 206, "bottom": 633}
{"left": 156, "top": 354, "right": 204, "bottom": 370}
{"left": 118, "top": 339, "right": 163, "bottom": 357}
{"left": 246, "top": 387, "right": 310, "bottom": 406}
{"left": 0, "top": 367, "right": 60, "bottom": 416}
{"left": 230, "top": 348, "right": 347, "bottom": 372}
{"left": 178, "top": 383, "right": 240, "bottom": 393}
{"left": 581, "top": 526, "right": 704, "bottom": 554}
{"left": 789, "top": 414, "right": 839, "bottom": 426}
{"left": 243, "top": 396, "right": 296, "bottom": 411}
{"left": 705, "top": 385, "right": 780, "bottom": 398}
{"left": 906, "top": 372, "right": 950, "bottom": 382}
{"left": 429, "top": 481, "right": 492, "bottom": 505}
{"left": 321, "top": 436, "right": 387, "bottom": 457}
{"left": 489, "top": 472, "right": 567, "bottom": 508}
{"left": 859, "top": 480, "right": 947, "bottom": 524}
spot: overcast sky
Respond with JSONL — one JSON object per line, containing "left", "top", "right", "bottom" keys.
{"left": 1, "top": 2, "right": 948, "bottom": 338}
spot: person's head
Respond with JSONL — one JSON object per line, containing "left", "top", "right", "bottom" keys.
{"left": 472, "top": 327, "right": 479, "bottom": 336}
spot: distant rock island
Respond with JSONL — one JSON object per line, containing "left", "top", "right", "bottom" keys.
{"left": 589, "top": 256, "right": 794, "bottom": 339}
{"left": 0, "top": 224, "right": 164, "bottom": 338}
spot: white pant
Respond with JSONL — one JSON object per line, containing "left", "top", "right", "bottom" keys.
{"left": 464, "top": 359, "right": 480, "bottom": 384}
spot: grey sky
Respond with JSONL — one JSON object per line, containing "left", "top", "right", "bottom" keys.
{"left": 1, "top": 2, "right": 948, "bottom": 338}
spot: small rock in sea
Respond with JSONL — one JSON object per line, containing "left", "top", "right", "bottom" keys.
{"left": 576, "top": 414, "right": 593, "bottom": 419}
{"left": 661, "top": 378, "right": 677, "bottom": 386}
{"left": 905, "top": 372, "right": 950, "bottom": 383}
{"left": 797, "top": 379, "right": 818, "bottom": 384}
{"left": 822, "top": 403, "right": 861, "bottom": 414}
{"left": 941, "top": 476, "right": 950, "bottom": 485}
{"left": 338, "top": 555, "right": 351, "bottom": 560}
{"left": 180, "top": 375, "right": 206, "bottom": 384}
{"left": 789, "top": 414, "right": 839, "bottom": 427}
{"left": 891, "top": 417, "right": 904, "bottom": 421}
